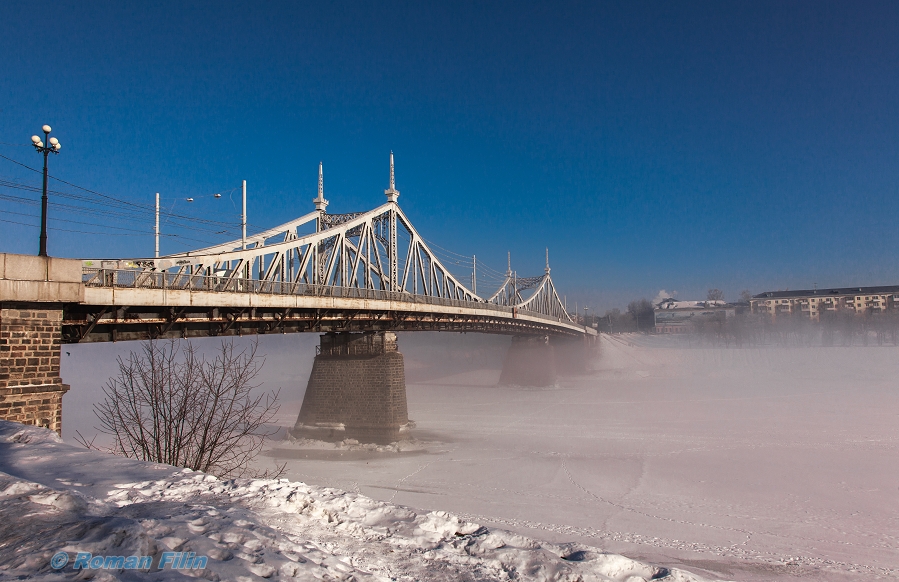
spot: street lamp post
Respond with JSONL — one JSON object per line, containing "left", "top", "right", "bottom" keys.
{"left": 31, "top": 125, "right": 61, "bottom": 257}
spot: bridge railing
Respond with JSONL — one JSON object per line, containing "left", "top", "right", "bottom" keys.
{"left": 82, "top": 268, "right": 580, "bottom": 328}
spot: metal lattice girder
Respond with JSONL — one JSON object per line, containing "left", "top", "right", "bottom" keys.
{"left": 486, "top": 274, "right": 571, "bottom": 321}
{"left": 87, "top": 201, "right": 574, "bottom": 323}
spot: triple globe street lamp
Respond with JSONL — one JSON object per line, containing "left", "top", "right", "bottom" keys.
{"left": 31, "top": 125, "right": 62, "bottom": 257}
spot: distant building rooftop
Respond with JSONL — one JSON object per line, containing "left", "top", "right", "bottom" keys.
{"left": 753, "top": 286, "right": 899, "bottom": 299}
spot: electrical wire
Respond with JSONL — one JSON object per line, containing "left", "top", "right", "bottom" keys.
{"left": 0, "top": 154, "right": 268, "bottom": 231}
{"left": 0, "top": 175, "right": 252, "bottom": 234}
{"left": 420, "top": 235, "right": 509, "bottom": 280}
{"left": 0, "top": 153, "right": 529, "bottom": 281}
{"left": 385, "top": 229, "right": 510, "bottom": 291}
{"left": 0, "top": 179, "right": 240, "bottom": 232}
{"left": 2, "top": 208, "right": 160, "bottom": 233}
{"left": 0, "top": 217, "right": 218, "bottom": 245}
{"left": 0, "top": 190, "right": 240, "bottom": 238}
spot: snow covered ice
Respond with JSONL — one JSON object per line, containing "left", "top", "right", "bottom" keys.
{"left": 0, "top": 419, "right": 713, "bottom": 581}
{"left": 256, "top": 334, "right": 899, "bottom": 581}
{"left": 37, "top": 331, "right": 899, "bottom": 581}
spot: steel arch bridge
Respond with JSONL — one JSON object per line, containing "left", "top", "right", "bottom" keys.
{"left": 68, "top": 155, "right": 593, "bottom": 343}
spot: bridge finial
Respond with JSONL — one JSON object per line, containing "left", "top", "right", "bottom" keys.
{"left": 385, "top": 151, "right": 400, "bottom": 203}
{"left": 506, "top": 251, "right": 512, "bottom": 277}
{"left": 545, "top": 248, "right": 550, "bottom": 275}
{"left": 314, "top": 161, "right": 329, "bottom": 212}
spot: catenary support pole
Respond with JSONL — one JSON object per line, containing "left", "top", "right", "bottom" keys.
{"left": 241, "top": 180, "right": 247, "bottom": 250}
{"left": 155, "top": 193, "right": 160, "bottom": 258}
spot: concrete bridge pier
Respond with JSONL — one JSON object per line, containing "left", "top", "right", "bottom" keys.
{"left": 292, "top": 331, "right": 411, "bottom": 444}
{"left": 499, "top": 334, "right": 599, "bottom": 387}
{"left": 499, "top": 335, "right": 558, "bottom": 387}
{"left": 552, "top": 335, "right": 597, "bottom": 377}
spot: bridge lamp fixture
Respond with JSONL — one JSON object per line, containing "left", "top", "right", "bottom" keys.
{"left": 31, "top": 125, "right": 61, "bottom": 257}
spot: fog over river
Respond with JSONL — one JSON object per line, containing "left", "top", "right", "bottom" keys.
{"left": 62, "top": 332, "right": 899, "bottom": 581}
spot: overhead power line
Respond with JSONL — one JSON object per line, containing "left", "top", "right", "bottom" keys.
{"left": 0, "top": 153, "right": 268, "bottom": 231}
{"left": 0, "top": 188, "right": 240, "bottom": 238}
{"left": 0, "top": 216, "right": 219, "bottom": 245}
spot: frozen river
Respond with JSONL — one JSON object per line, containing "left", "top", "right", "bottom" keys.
{"left": 257, "top": 333, "right": 899, "bottom": 581}
{"left": 61, "top": 332, "right": 899, "bottom": 581}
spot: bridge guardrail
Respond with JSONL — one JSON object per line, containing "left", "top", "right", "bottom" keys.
{"left": 82, "top": 268, "right": 581, "bottom": 329}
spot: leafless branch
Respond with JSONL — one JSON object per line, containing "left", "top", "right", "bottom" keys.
{"left": 91, "top": 337, "right": 281, "bottom": 479}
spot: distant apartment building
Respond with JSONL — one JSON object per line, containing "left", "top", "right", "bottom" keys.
{"left": 654, "top": 298, "right": 735, "bottom": 333}
{"left": 750, "top": 286, "right": 899, "bottom": 320}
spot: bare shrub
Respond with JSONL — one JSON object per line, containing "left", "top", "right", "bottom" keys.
{"left": 87, "top": 338, "right": 280, "bottom": 479}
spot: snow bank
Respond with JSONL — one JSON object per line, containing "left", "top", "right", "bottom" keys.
{"left": 0, "top": 421, "right": 720, "bottom": 581}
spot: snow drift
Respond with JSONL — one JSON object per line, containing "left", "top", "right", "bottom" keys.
{"left": 0, "top": 420, "right": 717, "bottom": 581}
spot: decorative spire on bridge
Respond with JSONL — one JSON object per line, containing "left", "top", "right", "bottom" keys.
{"left": 385, "top": 151, "right": 400, "bottom": 203}
{"left": 385, "top": 151, "right": 400, "bottom": 289}
{"left": 545, "top": 248, "right": 551, "bottom": 275}
{"left": 314, "top": 161, "right": 329, "bottom": 212}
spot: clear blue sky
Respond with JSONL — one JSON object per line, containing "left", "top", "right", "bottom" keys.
{"left": 2, "top": 1, "right": 898, "bottom": 312}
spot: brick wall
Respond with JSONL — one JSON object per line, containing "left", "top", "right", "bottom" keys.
{"left": 0, "top": 303, "right": 69, "bottom": 433}
{"left": 294, "top": 333, "right": 409, "bottom": 444}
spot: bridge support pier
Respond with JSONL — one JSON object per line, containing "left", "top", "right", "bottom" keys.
{"left": 552, "top": 335, "right": 596, "bottom": 377}
{"left": 0, "top": 254, "right": 83, "bottom": 435}
{"left": 292, "top": 332, "right": 410, "bottom": 444}
{"left": 499, "top": 335, "right": 558, "bottom": 387}
{"left": 0, "top": 304, "right": 69, "bottom": 433}
{"left": 499, "top": 334, "right": 599, "bottom": 387}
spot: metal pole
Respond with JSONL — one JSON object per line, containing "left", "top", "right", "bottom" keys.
{"left": 241, "top": 180, "right": 247, "bottom": 250}
{"left": 472, "top": 254, "right": 477, "bottom": 294}
{"left": 155, "top": 193, "right": 160, "bottom": 258}
{"left": 39, "top": 142, "right": 49, "bottom": 257}
{"left": 241, "top": 180, "right": 248, "bottom": 281}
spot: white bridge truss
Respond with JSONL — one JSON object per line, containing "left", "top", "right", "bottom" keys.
{"left": 86, "top": 158, "right": 574, "bottom": 324}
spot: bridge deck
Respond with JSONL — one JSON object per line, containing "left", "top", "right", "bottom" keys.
{"left": 62, "top": 269, "right": 594, "bottom": 343}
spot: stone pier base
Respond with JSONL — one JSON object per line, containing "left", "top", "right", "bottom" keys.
{"left": 499, "top": 335, "right": 558, "bottom": 387}
{"left": 499, "top": 334, "right": 599, "bottom": 387}
{"left": 292, "top": 332, "right": 410, "bottom": 444}
{"left": 0, "top": 304, "right": 69, "bottom": 433}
